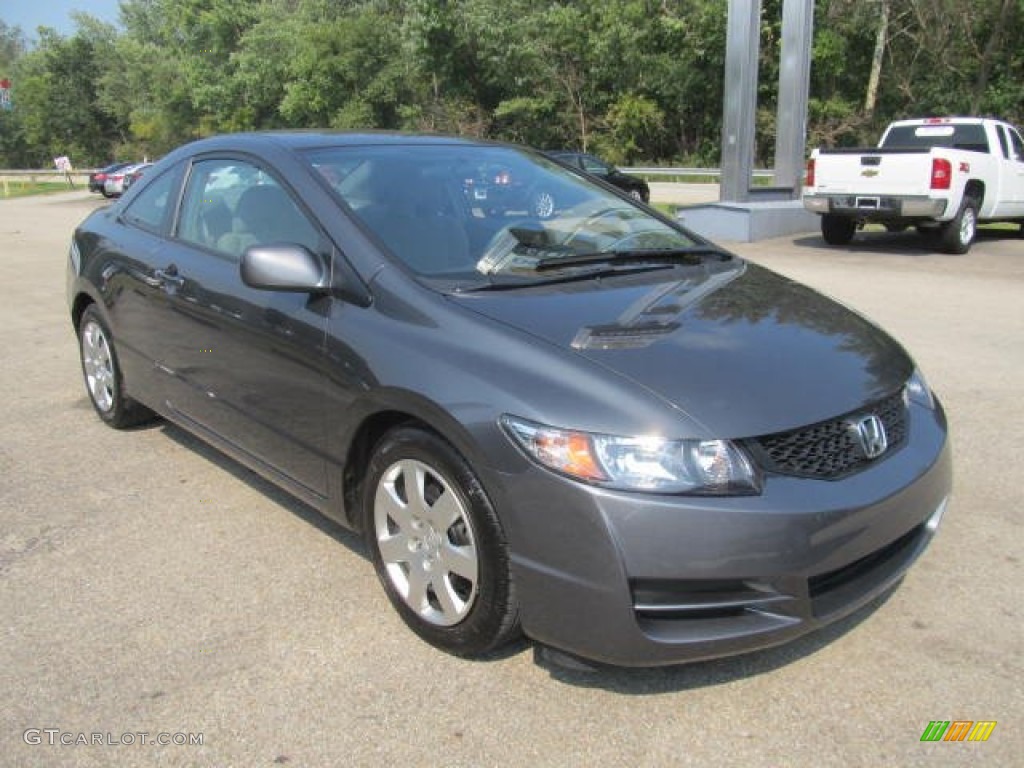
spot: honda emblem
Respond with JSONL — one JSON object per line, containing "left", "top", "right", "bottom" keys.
{"left": 852, "top": 414, "right": 888, "bottom": 460}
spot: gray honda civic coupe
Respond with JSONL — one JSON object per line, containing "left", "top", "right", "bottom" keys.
{"left": 67, "top": 132, "right": 951, "bottom": 667}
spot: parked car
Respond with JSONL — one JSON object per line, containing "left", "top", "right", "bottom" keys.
{"left": 461, "top": 160, "right": 568, "bottom": 219}
{"left": 68, "top": 132, "right": 951, "bottom": 667}
{"left": 120, "top": 163, "right": 152, "bottom": 194}
{"left": 88, "top": 162, "right": 131, "bottom": 197}
{"left": 545, "top": 150, "right": 651, "bottom": 202}
{"left": 102, "top": 162, "right": 149, "bottom": 198}
{"left": 804, "top": 116, "right": 1024, "bottom": 253}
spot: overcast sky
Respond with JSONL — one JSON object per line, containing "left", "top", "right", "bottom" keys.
{"left": 3, "top": 0, "right": 123, "bottom": 39}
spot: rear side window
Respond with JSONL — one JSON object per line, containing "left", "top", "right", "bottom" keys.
{"left": 1009, "top": 128, "right": 1024, "bottom": 163}
{"left": 996, "top": 126, "right": 1011, "bottom": 159}
{"left": 121, "top": 170, "right": 177, "bottom": 233}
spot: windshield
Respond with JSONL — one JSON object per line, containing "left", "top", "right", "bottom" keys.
{"left": 302, "top": 144, "right": 701, "bottom": 285}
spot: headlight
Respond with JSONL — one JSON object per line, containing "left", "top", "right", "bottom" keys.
{"left": 501, "top": 415, "right": 760, "bottom": 495}
{"left": 905, "top": 367, "right": 935, "bottom": 409}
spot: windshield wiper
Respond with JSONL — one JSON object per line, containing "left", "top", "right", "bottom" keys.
{"left": 535, "top": 246, "right": 731, "bottom": 272}
{"left": 457, "top": 263, "right": 676, "bottom": 292}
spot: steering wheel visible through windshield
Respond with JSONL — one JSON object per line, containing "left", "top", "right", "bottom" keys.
{"left": 303, "top": 143, "right": 704, "bottom": 287}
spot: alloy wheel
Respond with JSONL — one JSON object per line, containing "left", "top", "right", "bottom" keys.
{"left": 81, "top": 320, "right": 115, "bottom": 413}
{"left": 373, "top": 458, "right": 479, "bottom": 627}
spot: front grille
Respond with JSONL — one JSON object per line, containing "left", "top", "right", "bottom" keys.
{"left": 752, "top": 391, "right": 907, "bottom": 480}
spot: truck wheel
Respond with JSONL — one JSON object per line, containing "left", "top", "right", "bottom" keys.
{"left": 821, "top": 214, "right": 856, "bottom": 246}
{"left": 939, "top": 198, "right": 977, "bottom": 254}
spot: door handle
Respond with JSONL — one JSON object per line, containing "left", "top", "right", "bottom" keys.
{"left": 154, "top": 265, "right": 185, "bottom": 289}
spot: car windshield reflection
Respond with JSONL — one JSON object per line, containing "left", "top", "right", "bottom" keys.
{"left": 303, "top": 145, "right": 697, "bottom": 284}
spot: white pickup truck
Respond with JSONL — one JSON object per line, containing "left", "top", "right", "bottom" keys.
{"left": 803, "top": 117, "right": 1024, "bottom": 253}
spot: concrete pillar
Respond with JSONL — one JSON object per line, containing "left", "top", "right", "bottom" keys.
{"left": 773, "top": 0, "right": 815, "bottom": 194}
{"left": 719, "top": 0, "right": 761, "bottom": 203}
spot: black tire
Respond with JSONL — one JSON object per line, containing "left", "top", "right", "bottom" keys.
{"left": 101, "top": 190, "right": 115, "bottom": 199}
{"left": 78, "top": 304, "right": 155, "bottom": 428}
{"left": 821, "top": 214, "right": 856, "bottom": 245}
{"left": 362, "top": 426, "right": 521, "bottom": 657}
{"left": 628, "top": 188, "right": 644, "bottom": 202}
{"left": 938, "top": 198, "right": 978, "bottom": 254}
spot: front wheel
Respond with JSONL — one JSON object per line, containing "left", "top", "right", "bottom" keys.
{"left": 362, "top": 426, "right": 521, "bottom": 657}
{"left": 939, "top": 198, "right": 977, "bottom": 254}
{"left": 78, "top": 305, "right": 155, "bottom": 428}
{"left": 821, "top": 214, "right": 856, "bottom": 245}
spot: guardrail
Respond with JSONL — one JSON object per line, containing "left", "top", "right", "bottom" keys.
{"left": 622, "top": 167, "right": 774, "bottom": 179}
{"left": 0, "top": 169, "right": 92, "bottom": 186}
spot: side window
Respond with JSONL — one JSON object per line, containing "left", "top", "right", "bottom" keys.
{"left": 1009, "top": 128, "right": 1024, "bottom": 164}
{"left": 581, "top": 155, "right": 610, "bottom": 175}
{"left": 177, "top": 158, "right": 321, "bottom": 260}
{"left": 996, "top": 126, "right": 1011, "bottom": 159}
{"left": 121, "top": 169, "right": 177, "bottom": 233}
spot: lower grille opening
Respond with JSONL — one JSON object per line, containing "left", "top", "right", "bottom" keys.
{"left": 632, "top": 579, "right": 791, "bottom": 621}
{"left": 809, "top": 523, "right": 926, "bottom": 611}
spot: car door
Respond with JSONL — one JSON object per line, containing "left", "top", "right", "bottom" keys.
{"left": 150, "top": 156, "right": 332, "bottom": 499}
{"left": 999, "top": 125, "right": 1024, "bottom": 217}
{"left": 102, "top": 165, "right": 185, "bottom": 407}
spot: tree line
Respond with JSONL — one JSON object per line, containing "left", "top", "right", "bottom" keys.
{"left": 0, "top": 0, "right": 1021, "bottom": 169}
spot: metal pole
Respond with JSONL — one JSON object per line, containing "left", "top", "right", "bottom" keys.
{"left": 773, "top": 0, "right": 814, "bottom": 196}
{"left": 720, "top": 0, "right": 761, "bottom": 203}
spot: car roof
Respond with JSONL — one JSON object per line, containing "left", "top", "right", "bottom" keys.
{"left": 178, "top": 131, "right": 500, "bottom": 154}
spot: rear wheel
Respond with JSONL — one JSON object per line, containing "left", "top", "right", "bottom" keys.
{"left": 821, "top": 214, "right": 856, "bottom": 245}
{"left": 363, "top": 426, "right": 520, "bottom": 657}
{"left": 78, "top": 305, "right": 154, "bottom": 428}
{"left": 939, "top": 198, "right": 977, "bottom": 254}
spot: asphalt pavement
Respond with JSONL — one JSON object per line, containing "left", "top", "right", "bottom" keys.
{"left": 1, "top": 189, "right": 1021, "bottom": 767}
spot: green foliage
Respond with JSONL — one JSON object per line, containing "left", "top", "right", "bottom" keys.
{"left": 0, "top": 0, "right": 1021, "bottom": 168}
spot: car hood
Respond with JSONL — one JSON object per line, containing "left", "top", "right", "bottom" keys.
{"left": 449, "top": 261, "right": 913, "bottom": 437}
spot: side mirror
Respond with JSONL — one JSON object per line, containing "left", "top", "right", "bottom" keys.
{"left": 240, "top": 244, "right": 329, "bottom": 293}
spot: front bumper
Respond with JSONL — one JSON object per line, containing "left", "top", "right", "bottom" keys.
{"left": 493, "top": 399, "right": 951, "bottom": 667}
{"left": 804, "top": 194, "right": 947, "bottom": 220}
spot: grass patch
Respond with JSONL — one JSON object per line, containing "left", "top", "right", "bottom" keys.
{"left": 0, "top": 180, "right": 79, "bottom": 199}
{"left": 653, "top": 202, "right": 682, "bottom": 217}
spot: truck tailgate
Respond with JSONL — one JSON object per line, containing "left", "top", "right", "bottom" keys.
{"left": 814, "top": 149, "right": 932, "bottom": 196}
